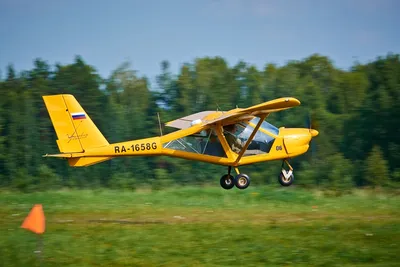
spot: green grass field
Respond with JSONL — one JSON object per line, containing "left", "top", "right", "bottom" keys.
{"left": 0, "top": 186, "right": 399, "bottom": 266}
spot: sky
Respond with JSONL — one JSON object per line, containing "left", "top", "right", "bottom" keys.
{"left": 1, "top": 0, "right": 399, "bottom": 88}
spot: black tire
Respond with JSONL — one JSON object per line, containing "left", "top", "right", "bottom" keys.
{"left": 235, "top": 174, "right": 250, "bottom": 189}
{"left": 220, "top": 174, "right": 235, "bottom": 190}
{"left": 278, "top": 172, "right": 294, "bottom": 186}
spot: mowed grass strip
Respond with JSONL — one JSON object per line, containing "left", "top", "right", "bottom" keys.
{"left": 0, "top": 186, "right": 399, "bottom": 266}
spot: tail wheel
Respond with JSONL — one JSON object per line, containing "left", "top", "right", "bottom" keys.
{"left": 278, "top": 172, "right": 294, "bottom": 186}
{"left": 220, "top": 174, "right": 235, "bottom": 190}
{"left": 235, "top": 174, "right": 250, "bottom": 189}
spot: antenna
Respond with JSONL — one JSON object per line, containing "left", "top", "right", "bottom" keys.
{"left": 157, "top": 112, "right": 163, "bottom": 136}
{"left": 216, "top": 103, "right": 221, "bottom": 111}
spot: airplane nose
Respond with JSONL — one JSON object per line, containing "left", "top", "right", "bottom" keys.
{"left": 281, "top": 128, "right": 319, "bottom": 155}
{"left": 310, "top": 129, "right": 319, "bottom": 137}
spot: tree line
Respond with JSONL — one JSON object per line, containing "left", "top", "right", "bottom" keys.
{"left": 0, "top": 53, "right": 399, "bottom": 191}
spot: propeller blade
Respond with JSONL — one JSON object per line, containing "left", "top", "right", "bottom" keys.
{"left": 306, "top": 110, "right": 318, "bottom": 163}
{"left": 305, "top": 111, "right": 311, "bottom": 130}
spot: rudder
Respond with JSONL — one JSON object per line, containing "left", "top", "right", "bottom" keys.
{"left": 43, "top": 94, "right": 109, "bottom": 153}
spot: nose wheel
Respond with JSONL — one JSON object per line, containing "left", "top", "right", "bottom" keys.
{"left": 220, "top": 167, "right": 251, "bottom": 190}
{"left": 278, "top": 159, "right": 294, "bottom": 186}
{"left": 234, "top": 173, "right": 250, "bottom": 189}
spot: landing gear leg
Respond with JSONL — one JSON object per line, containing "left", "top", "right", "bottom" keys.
{"left": 278, "top": 159, "right": 294, "bottom": 186}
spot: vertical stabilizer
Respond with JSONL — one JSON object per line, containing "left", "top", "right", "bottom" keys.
{"left": 42, "top": 94, "right": 109, "bottom": 153}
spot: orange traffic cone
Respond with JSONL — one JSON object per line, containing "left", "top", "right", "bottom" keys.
{"left": 21, "top": 204, "right": 45, "bottom": 234}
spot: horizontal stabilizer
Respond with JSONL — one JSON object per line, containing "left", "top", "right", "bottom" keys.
{"left": 43, "top": 153, "right": 73, "bottom": 158}
{"left": 68, "top": 157, "right": 113, "bottom": 167}
{"left": 43, "top": 153, "right": 112, "bottom": 167}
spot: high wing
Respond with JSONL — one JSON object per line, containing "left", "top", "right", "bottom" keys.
{"left": 165, "top": 97, "right": 300, "bottom": 129}
{"left": 203, "top": 97, "right": 300, "bottom": 127}
{"left": 240, "top": 97, "right": 301, "bottom": 115}
{"left": 165, "top": 111, "right": 216, "bottom": 129}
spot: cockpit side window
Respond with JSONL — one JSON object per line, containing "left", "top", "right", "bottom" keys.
{"left": 163, "top": 126, "right": 227, "bottom": 158}
{"left": 162, "top": 117, "right": 279, "bottom": 158}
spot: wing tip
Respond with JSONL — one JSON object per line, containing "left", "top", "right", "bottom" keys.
{"left": 284, "top": 97, "right": 301, "bottom": 106}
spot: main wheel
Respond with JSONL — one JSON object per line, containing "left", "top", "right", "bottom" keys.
{"left": 220, "top": 174, "right": 235, "bottom": 190}
{"left": 278, "top": 171, "right": 294, "bottom": 186}
{"left": 235, "top": 174, "right": 250, "bottom": 189}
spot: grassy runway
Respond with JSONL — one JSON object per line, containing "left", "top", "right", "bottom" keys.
{"left": 0, "top": 186, "right": 399, "bottom": 266}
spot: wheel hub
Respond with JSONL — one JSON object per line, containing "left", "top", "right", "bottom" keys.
{"left": 238, "top": 177, "right": 247, "bottom": 186}
{"left": 220, "top": 174, "right": 235, "bottom": 190}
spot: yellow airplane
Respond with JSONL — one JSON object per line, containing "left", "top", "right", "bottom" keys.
{"left": 42, "top": 94, "right": 318, "bottom": 190}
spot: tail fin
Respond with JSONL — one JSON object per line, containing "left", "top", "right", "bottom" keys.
{"left": 42, "top": 94, "right": 109, "bottom": 153}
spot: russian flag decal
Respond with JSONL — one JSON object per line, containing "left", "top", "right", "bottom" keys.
{"left": 71, "top": 112, "right": 86, "bottom": 120}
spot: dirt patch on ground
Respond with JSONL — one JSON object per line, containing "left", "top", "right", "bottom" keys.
{"left": 50, "top": 212, "right": 400, "bottom": 225}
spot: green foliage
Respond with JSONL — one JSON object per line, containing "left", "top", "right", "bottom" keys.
{"left": 108, "top": 172, "right": 136, "bottom": 191}
{"left": 0, "top": 53, "right": 399, "bottom": 190}
{"left": 364, "top": 145, "right": 390, "bottom": 187}
{"left": 298, "top": 153, "right": 354, "bottom": 192}
{"left": 36, "top": 164, "right": 62, "bottom": 190}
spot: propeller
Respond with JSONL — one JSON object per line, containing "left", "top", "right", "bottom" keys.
{"left": 306, "top": 111, "right": 318, "bottom": 161}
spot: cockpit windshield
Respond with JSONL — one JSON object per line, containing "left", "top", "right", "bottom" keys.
{"left": 229, "top": 117, "right": 279, "bottom": 155}
{"left": 250, "top": 117, "right": 279, "bottom": 135}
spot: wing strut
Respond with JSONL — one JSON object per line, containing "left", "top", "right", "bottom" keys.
{"left": 234, "top": 114, "right": 268, "bottom": 164}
